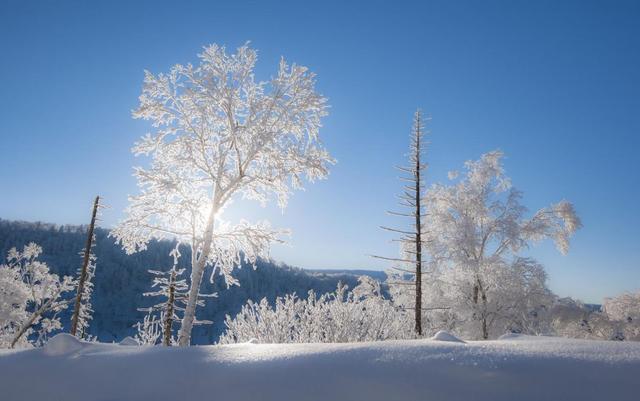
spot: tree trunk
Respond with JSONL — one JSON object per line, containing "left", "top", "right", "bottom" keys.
{"left": 178, "top": 255, "right": 206, "bottom": 346}
{"left": 481, "top": 290, "right": 488, "bottom": 339}
{"left": 473, "top": 277, "right": 489, "bottom": 340}
{"left": 177, "top": 204, "right": 217, "bottom": 346}
{"left": 163, "top": 270, "right": 176, "bottom": 346}
{"left": 70, "top": 195, "right": 99, "bottom": 337}
{"left": 482, "top": 315, "right": 488, "bottom": 340}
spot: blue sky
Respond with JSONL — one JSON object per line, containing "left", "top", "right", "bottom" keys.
{"left": 1, "top": 0, "right": 638, "bottom": 303}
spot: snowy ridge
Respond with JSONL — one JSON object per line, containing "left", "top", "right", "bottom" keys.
{"left": 1, "top": 335, "right": 639, "bottom": 401}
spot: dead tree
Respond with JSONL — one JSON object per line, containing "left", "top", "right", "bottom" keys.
{"left": 138, "top": 267, "right": 186, "bottom": 346}
{"left": 141, "top": 247, "right": 194, "bottom": 346}
{"left": 137, "top": 246, "right": 214, "bottom": 346}
{"left": 373, "top": 110, "right": 429, "bottom": 336}
{"left": 163, "top": 269, "right": 178, "bottom": 346}
{"left": 70, "top": 195, "right": 100, "bottom": 337}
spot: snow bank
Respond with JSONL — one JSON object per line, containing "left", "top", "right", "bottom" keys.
{"left": 119, "top": 336, "right": 139, "bottom": 346}
{"left": 43, "top": 333, "right": 84, "bottom": 356}
{"left": 1, "top": 335, "right": 639, "bottom": 401}
{"left": 430, "top": 330, "right": 465, "bottom": 343}
{"left": 498, "top": 332, "right": 524, "bottom": 340}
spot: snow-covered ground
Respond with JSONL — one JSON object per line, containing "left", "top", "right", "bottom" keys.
{"left": 1, "top": 334, "right": 639, "bottom": 401}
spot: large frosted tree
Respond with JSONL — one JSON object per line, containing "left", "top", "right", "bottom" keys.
{"left": 423, "top": 151, "right": 582, "bottom": 339}
{"left": 112, "top": 43, "right": 333, "bottom": 346}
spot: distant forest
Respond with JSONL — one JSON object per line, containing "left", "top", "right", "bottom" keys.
{"left": 0, "top": 219, "right": 383, "bottom": 344}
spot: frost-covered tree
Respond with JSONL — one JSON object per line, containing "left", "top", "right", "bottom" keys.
{"left": 71, "top": 195, "right": 101, "bottom": 338}
{"left": 112, "top": 43, "right": 333, "bottom": 346}
{"left": 219, "top": 277, "right": 407, "bottom": 344}
{"left": 420, "top": 256, "right": 554, "bottom": 338}
{"left": 0, "top": 243, "right": 74, "bottom": 348}
{"left": 143, "top": 267, "right": 186, "bottom": 346}
{"left": 603, "top": 291, "right": 640, "bottom": 340}
{"left": 375, "top": 110, "right": 430, "bottom": 336}
{"left": 422, "top": 151, "right": 582, "bottom": 339}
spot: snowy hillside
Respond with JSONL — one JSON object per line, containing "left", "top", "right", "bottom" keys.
{"left": 1, "top": 334, "right": 639, "bottom": 401}
{"left": 0, "top": 219, "right": 380, "bottom": 343}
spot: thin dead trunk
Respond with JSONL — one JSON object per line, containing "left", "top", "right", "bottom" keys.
{"left": 414, "top": 114, "right": 423, "bottom": 337}
{"left": 373, "top": 110, "right": 428, "bottom": 338}
{"left": 70, "top": 195, "right": 99, "bottom": 337}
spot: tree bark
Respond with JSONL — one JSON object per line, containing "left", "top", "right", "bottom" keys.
{"left": 482, "top": 315, "right": 488, "bottom": 340}
{"left": 178, "top": 253, "right": 207, "bottom": 346}
{"left": 163, "top": 270, "right": 176, "bottom": 346}
{"left": 70, "top": 195, "right": 99, "bottom": 337}
{"left": 473, "top": 277, "right": 489, "bottom": 340}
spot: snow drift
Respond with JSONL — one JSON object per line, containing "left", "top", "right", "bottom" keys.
{"left": 430, "top": 330, "right": 465, "bottom": 343}
{"left": 1, "top": 335, "right": 639, "bottom": 401}
{"left": 42, "top": 333, "right": 84, "bottom": 356}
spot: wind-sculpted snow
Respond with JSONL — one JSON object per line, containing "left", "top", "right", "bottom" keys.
{"left": 1, "top": 335, "right": 639, "bottom": 401}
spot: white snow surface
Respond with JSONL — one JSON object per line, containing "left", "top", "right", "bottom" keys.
{"left": 1, "top": 334, "right": 640, "bottom": 401}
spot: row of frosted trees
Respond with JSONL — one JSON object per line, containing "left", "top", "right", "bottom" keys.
{"left": 1, "top": 42, "right": 637, "bottom": 347}
{"left": 221, "top": 110, "right": 586, "bottom": 342}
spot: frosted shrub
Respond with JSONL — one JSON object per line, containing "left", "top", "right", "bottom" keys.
{"left": 219, "top": 277, "right": 409, "bottom": 344}
{"left": 0, "top": 243, "right": 74, "bottom": 348}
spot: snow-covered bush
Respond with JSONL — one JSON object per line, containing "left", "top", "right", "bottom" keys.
{"left": 547, "top": 297, "right": 622, "bottom": 340}
{"left": 0, "top": 243, "right": 74, "bottom": 348}
{"left": 219, "top": 277, "right": 408, "bottom": 344}
{"left": 603, "top": 291, "right": 640, "bottom": 341}
{"left": 134, "top": 309, "right": 164, "bottom": 345}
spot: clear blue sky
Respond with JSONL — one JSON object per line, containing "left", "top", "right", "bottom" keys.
{"left": 1, "top": 0, "right": 638, "bottom": 303}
